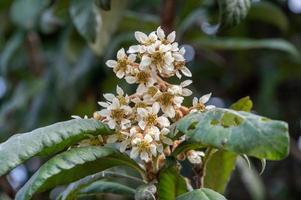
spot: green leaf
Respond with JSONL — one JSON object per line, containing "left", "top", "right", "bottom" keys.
{"left": 0, "top": 31, "right": 25, "bottom": 75}
{"left": 79, "top": 180, "right": 135, "bottom": 197}
{"left": 218, "top": 0, "right": 251, "bottom": 29}
{"left": 70, "top": 0, "right": 100, "bottom": 42}
{"left": 204, "top": 150, "right": 237, "bottom": 194}
{"left": 176, "top": 188, "right": 227, "bottom": 200}
{"left": 176, "top": 108, "right": 289, "bottom": 160}
{"left": 59, "top": 170, "right": 144, "bottom": 200}
{"left": 248, "top": 1, "right": 288, "bottom": 32}
{"left": 158, "top": 166, "right": 188, "bottom": 200}
{"left": 230, "top": 96, "right": 253, "bottom": 112}
{"left": 10, "top": 0, "right": 50, "bottom": 29}
{"left": 194, "top": 37, "right": 300, "bottom": 60}
{"left": 171, "top": 141, "right": 204, "bottom": 156}
{"left": 15, "top": 146, "right": 144, "bottom": 200}
{"left": 53, "top": 0, "right": 70, "bottom": 19}
{"left": 0, "top": 119, "right": 112, "bottom": 176}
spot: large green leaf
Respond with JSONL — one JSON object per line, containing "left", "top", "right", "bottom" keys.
{"left": 59, "top": 170, "right": 144, "bottom": 200}
{"left": 218, "top": 0, "right": 251, "bottom": 29}
{"left": 194, "top": 37, "right": 300, "bottom": 60}
{"left": 230, "top": 96, "right": 253, "bottom": 112}
{"left": 10, "top": 0, "right": 50, "bottom": 29}
{"left": 204, "top": 150, "right": 237, "bottom": 193}
{"left": 158, "top": 166, "right": 188, "bottom": 200}
{"left": 248, "top": 1, "right": 288, "bottom": 32}
{"left": 15, "top": 146, "right": 144, "bottom": 200}
{"left": 176, "top": 188, "right": 227, "bottom": 200}
{"left": 69, "top": 0, "right": 99, "bottom": 42}
{"left": 79, "top": 180, "right": 135, "bottom": 197}
{"left": 0, "top": 119, "right": 112, "bottom": 176}
{"left": 176, "top": 108, "right": 289, "bottom": 160}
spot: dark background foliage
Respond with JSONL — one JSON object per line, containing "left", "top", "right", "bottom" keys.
{"left": 0, "top": 0, "right": 300, "bottom": 199}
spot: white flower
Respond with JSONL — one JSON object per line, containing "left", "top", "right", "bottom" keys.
{"left": 191, "top": 93, "right": 215, "bottom": 113}
{"left": 137, "top": 102, "right": 170, "bottom": 130}
{"left": 106, "top": 130, "right": 131, "bottom": 152}
{"left": 130, "top": 134, "right": 157, "bottom": 162}
{"left": 156, "top": 26, "right": 176, "bottom": 44}
{"left": 106, "top": 48, "right": 136, "bottom": 79}
{"left": 168, "top": 80, "right": 193, "bottom": 97}
{"left": 154, "top": 91, "right": 184, "bottom": 118}
{"left": 125, "top": 68, "right": 157, "bottom": 94}
{"left": 173, "top": 47, "right": 192, "bottom": 78}
{"left": 99, "top": 97, "right": 132, "bottom": 129}
{"left": 187, "top": 150, "right": 205, "bottom": 164}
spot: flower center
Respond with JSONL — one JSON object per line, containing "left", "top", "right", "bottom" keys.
{"left": 111, "top": 109, "right": 125, "bottom": 121}
{"left": 152, "top": 51, "right": 164, "bottom": 66}
{"left": 196, "top": 103, "right": 206, "bottom": 111}
{"left": 158, "top": 92, "right": 174, "bottom": 106}
{"left": 147, "top": 86, "right": 158, "bottom": 96}
{"left": 174, "top": 61, "right": 185, "bottom": 70}
{"left": 146, "top": 114, "right": 157, "bottom": 125}
{"left": 117, "top": 59, "right": 128, "bottom": 72}
{"left": 136, "top": 71, "right": 150, "bottom": 83}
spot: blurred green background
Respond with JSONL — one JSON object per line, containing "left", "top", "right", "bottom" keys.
{"left": 0, "top": 0, "right": 300, "bottom": 199}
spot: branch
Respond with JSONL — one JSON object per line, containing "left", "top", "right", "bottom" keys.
{"left": 160, "top": 0, "right": 176, "bottom": 34}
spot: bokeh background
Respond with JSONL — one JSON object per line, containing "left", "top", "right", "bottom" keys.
{"left": 0, "top": 0, "right": 300, "bottom": 199}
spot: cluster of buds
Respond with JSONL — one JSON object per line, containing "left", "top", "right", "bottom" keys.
{"left": 91, "top": 27, "right": 214, "bottom": 169}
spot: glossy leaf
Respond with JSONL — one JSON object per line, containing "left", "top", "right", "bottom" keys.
{"left": 248, "top": 1, "right": 288, "bottom": 32}
{"left": 59, "top": 170, "right": 144, "bottom": 200}
{"left": 15, "top": 146, "right": 144, "bottom": 200}
{"left": 158, "top": 166, "right": 188, "bottom": 200}
{"left": 70, "top": 0, "right": 100, "bottom": 42}
{"left": 176, "top": 108, "right": 289, "bottom": 160}
{"left": 204, "top": 150, "right": 237, "bottom": 193}
{"left": 230, "top": 96, "right": 253, "bottom": 112}
{"left": 0, "top": 119, "right": 112, "bottom": 176}
{"left": 171, "top": 141, "right": 204, "bottom": 156}
{"left": 79, "top": 180, "right": 135, "bottom": 197}
{"left": 176, "top": 188, "right": 227, "bottom": 200}
{"left": 10, "top": 0, "right": 50, "bottom": 29}
{"left": 194, "top": 37, "right": 300, "bottom": 60}
{"left": 218, "top": 0, "right": 251, "bottom": 29}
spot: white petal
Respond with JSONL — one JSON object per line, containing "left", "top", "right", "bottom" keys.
{"left": 144, "top": 134, "right": 153, "bottom": 143}
{"left": 140, "top": 151, "right": 149, "bottom": 162}
{"left": 193, "top": 97, "right": 198, "bottom": 106}
{"left": 164, "top": 52, "right": 174, "bottom": 64}
{"left": 181, "top": 80, "right": 192, "bottom": 87}
{"left": 182, "top": 88, "right": 193, "bottom": 96}
{"left": 106, "top": 60, "right": 117, "bottom": 68}
{"left": 138, "top": 120, "right": 147, "bottom": 130}
{"left": 139, "top": 55, "right": 151, "bottom": 70}
{"left": 128, "top": 45, "right": 140, "bottom": 53}
{"left": 148, "top": 31, "right": 157, "bottom": 41}
{"left": 162, "top": 137, "right": 173, "bottom": 145}
{"left": 181, "top": 67, "right": 192, "bottom": 77}
{"left": 137, "top": 107, "right": 148, "bottom": 117}
{"left": 128, "top": 54, "right": 136, "bottom": 62}
{"left": 99, "top": 109, "right": 110, "bottom": 116}
{"left": 120, "top": 140, "right": 129, "bottom": 152}
{"left": 152, "top": 102, "right": 160, "bottom": 114}
{"left": 98, "top": 101, "right": 110, "bottom": 108}
{"left": 199, "top": 93, "right": 212, "bottom": 104}
{"left": 117, "top": 48, "right": 126, "bottom": 60}
{"left": 107, "top": 134, "right": 118, "bottom": 143}
{"left": 130, "top": 147, "right": 139, "bottom": 159}
{"left": 116, "top": 70, "right": 125, "bottom": 79}
{"left": 125, "top": 76, "right": 136, "bottom": 84}
{"left": 104, "top": 93, "right": 115, "bottom": 101}
{"left": 206, "top": 105, "right": 216, "bottom": 110}
{"left": 71, "top": 115, "right": 81, "bottom": 119}
{"left": 108, "top": 120, "right": 116, "bottom": 129}
{"left": 150, "top": 144, "right": 157, "bottom": 156}
{"left": 165, "top": 106, "right": 175, "bottom": 118}
{"left": 116, "top": 85, "right": 124, "bottom": 96}
{"left": 157, "top": 116, "right": 170, "bottom": 127}
{"left": 121, "top": 119, "right": 131, "bottom": 129}
{"left": 167, "top": 31, "right": 176, "bottom": 42}
{"left": 135, "top": 31, "right": 148, "bottom": 43}
{"left": 157, "top": 26, "right": 165, "bottom": 40}
{"left": 136, "top": 84, "right": 147, "bottom": 95}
